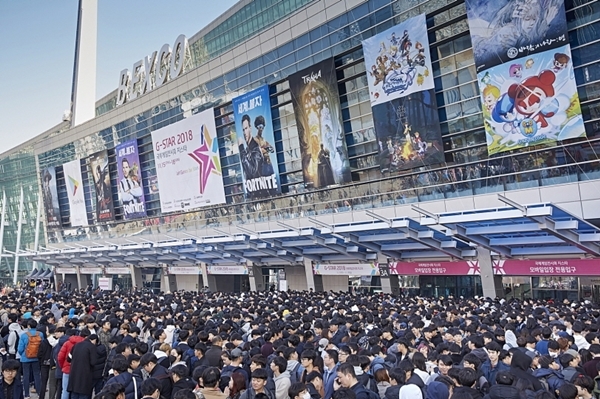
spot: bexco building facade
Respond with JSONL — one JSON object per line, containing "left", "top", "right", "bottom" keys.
{"left": 3, "top": 0, "right": 600, "bottom": 300}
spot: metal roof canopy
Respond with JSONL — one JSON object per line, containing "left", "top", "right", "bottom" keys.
{"left": 20, "top": 196, "right": 600, "bottom": 269}
{"left": 418, "top": 195, "right": 600, "bottom": 257}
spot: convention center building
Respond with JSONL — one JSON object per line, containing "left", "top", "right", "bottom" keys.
{"left": 2, "top": 0, "right": 600, "bottom": 301}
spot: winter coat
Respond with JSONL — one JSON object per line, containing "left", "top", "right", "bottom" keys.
{"left": 239, "top": 388, "right": 275, "bottom": 399}
{"left": 94, "top": 342, "right": 108, "bottom": 380}
{"left": 480, "top": 360, "right": 509, "bottom": 386}
{"left": 425, "top": 381, "right": 448, "bottom": 399}
{"left": 171, "top": 377, "right": 196, "bottom": 399}
{"left": 483, "top": 384, "right": 521, "bottom": 399}
{"left": 273, "top": 371, "right": 292, "bottom": 399}
{"left": 38, "top": 336, "right": 55, "bottom": 367}
{"left": 509, "top": 350, "right": 544, "bottom": 391}
{"left": 17, "top": 328, "right": 45, "bottom": 362}
{"left": 106, "top": 372, "right": 142, "bottom": 399}
{"left": 68, "top": 338, "right": 98, "bottom": 395}
{"left": 6, "top": 323, "right": 22, "bottom": 357}
{"left": 532, "top": 367, "right": 565, "bottom": 393}
{"left": 148, "top": 363, "right": 173, "bottom": 399}
{"left": 53, "top": 335, "right": 70, "bottom": 379}
{"left": 0, "top": 376, "right": 24, "bottom": 399}
{"left": 58, "top": 335, "right": 85, "bottom": 374}
{"left": 384, "top": 385, "right": 400, "bottom": 399}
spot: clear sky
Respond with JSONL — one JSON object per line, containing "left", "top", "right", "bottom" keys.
{"left": 0, "top": 0, "right": 239, "bottom": 154}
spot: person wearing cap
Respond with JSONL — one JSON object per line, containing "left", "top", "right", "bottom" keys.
{"left": 139, "top": 353, "right": 172, "bottom": 399}
{"left": 67, "top": 331, "right": 98, "bottom": 399}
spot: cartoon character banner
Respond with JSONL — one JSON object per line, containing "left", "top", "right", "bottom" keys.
{"left": 466, "top": 0, "right": 569, "bottom": 72}
{"left": 116, "top": 140, "right": 147, "bottom": 220}
{"left": 41, "top": 166, "right": 61, "bottom": 228}
{"left": 289, "top": 58, "right": 351, "bottom": 189}
{"left": 232, "top": 85, "right": 281, "bottom": 199}
{"left": 88, "top": 150, "right": 115, "bottom": 223}
{"left": 362, "top": 13, "right": 434, "bottom": 107}
{"left": 151, "top": 108, "right": 226, "bottom": 213}
{"left": 480, "top": 45, "right": 585, "bottom": 155}
{"left": 62, "top": 160, "right": 88, "bottom": 227}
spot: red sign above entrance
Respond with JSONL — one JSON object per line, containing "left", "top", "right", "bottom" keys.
{"left": 389, "top": 261, "right": 480, "bottom": 276}
{"left": 493, "top": 259, "right": 600, "bottom": 276}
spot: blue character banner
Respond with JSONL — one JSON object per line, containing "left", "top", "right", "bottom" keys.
{"left": 480, "top": 45, "right": 585, "bottom": 155}
{"left": 466, "top": 0, "right": 568, "bottom": 72}
{"left": 362, "top": 13, "right": 434, "bottom": 106}
{"left": 232, "top": 85, "right": 281, "bottom": 199}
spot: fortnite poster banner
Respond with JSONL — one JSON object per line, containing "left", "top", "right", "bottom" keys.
{"left": 116, "top": 140, "right": 147, "bottom": 220}
{"left": 88, "top": 150, "right": 115, "bottom": 223}
{"left": 41, "top": 166, "right": 61, "bottom": 228}
{"left": 152, "top": 108, "right": 226, "bottom": 213}
{"left": 232, "top": 85, "right": 281, "bottom": 199}
{"left": 289, "top": 58, "right": 351, "bottom": 189}
{"left": 362, "top": 14, "right": 444, "bottom": 172}
{"left": 62, "top": 160, "right": 88, "bottom": 227}
{"left": 466, "top": 0, "right": 586, "bottom": 155}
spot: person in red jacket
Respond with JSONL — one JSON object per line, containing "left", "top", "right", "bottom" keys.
{"left": 57, "top": 329, "right": 87, "bottom": 399}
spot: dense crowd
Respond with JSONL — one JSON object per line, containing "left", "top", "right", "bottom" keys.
{"left": 0, "top": 289, "right": 599, "bottom": 399}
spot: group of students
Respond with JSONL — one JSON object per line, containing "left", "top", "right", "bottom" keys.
{"left": 0, "top": 289, "right": 600, "bottom": 399}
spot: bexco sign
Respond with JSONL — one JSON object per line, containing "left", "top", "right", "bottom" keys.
{"left": 116, "top": 34, "right": 188, "bottom": 106}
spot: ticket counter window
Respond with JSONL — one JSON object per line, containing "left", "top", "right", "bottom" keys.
{"left": 532, "top": 276, "right": 578, "bottom": 301}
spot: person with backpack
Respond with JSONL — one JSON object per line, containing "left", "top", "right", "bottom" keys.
{"left": 6, "top": 314, "right": 22, "bottom": 360}
{"left": 18, "top": 318, "right": 44, "bottom": 399}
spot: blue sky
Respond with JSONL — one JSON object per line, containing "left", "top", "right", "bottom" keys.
{"left": 0, "top": 0, "right": 238, "bottom": 153}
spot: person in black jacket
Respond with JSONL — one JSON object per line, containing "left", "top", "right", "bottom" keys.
{"left": 94, "top": 339, "right": 108, "bottom": 394}
{"left": 106, "top": 356, "right": 142, "bottom": 399}
{"left": 509, "top": 349, "right": 544, "bottom": 392}
{"left": 169, "top": 365, "right": 195, "bottom": 399}
{"left": 67, "top": 332, "right": 99, "bottom": 399}
{"left": 0, "top": 360, "right": 24, "bottom": 399}
{"left": 139, "top": 353, "right": 172, "bottom": 399}
{"left": 38, "top": 325, "right": 61, "bottom": 399}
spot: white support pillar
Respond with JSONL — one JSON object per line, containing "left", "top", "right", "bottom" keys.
{"left": 248, "top": 261, "right": 258, "bottom": 291}
{"left": 32, "top": 193, "right": 42, "bottom": 270}
{"left": 0, "top": 191, "right": 6, "bottom": 277}
{"left": 12, "top": 187, "right": 24, "bottom": 285}
{"left": 478, "top": 247, "right": 503, "bottom": 298}
{"left": 76, "top": 267, "right": 83, "bottom": 290}
{"left": 200, "top": 262, "right": 209, "bottom": 290}
{"left": 304, "top": 258, "right": 315, "bottom": 291}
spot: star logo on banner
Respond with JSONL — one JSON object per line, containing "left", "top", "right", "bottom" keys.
{"left": 467, "top": 260, "right": 481, "bottom": 275}
{"left": 493, "top": 260, "right": 506, "bottom": 275}
{"left": 67, "top": 176, "right": 80, "bottom": 197}
{"left": 188, "top": 124, "right": 221, "bottom": 194}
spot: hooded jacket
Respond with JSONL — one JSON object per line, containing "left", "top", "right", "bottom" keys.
{"left": 425, "top": 381, "right": 449, "bottom": 399}
{"left": 106, "top": 371, "right": 143, "bottom": 399}
{"left": 6, "top": 323, "right": 22, "bottom": 357}
{"left": 532, "top": 367, "right": 565, "bottom": 393}
{"left": 509, "top": 350, "right": 544, "bottom": 391}
{"left": 58, "top": 335, "right": 85, "bottom": 374}
{"left": 273, "top": 371, "right": 292, "bottom": 399}
{"left": 483, "top": 384, "right": 521, "bottom": 399}
{"left": 399, "top": 384, "right": 423, "bottom": 399}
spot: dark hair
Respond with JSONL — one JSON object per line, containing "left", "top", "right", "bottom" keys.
{"left": 288, "top": 382, "right": 307, "bottom": 399}
{"left": 170, "top": 364, "right": 189, "bottom": 379}
{"left": 1, "top": 359, "right": 19, "bottom": 371}
{"left": 173, "top": 392, "right": 196, "bottom": 399}
{"left": 495, "top": 371, "right": 514, "bottom": 385}
{"left": 202, "top": 367, "right": 221, "bottom": 388}
{"left": 272, "top": 356, "right": 287, "bottom": 374}
{"left": 573, "top": 374, "right": 594, "bottom": 393}
{"left": 27, "top": 319, "right": 38, "bottom": 329}
{"left": 325, "top": 349, "right": 338, "bottom": 364}
{"left": 251, "top": 354, "right": 267, "bottom": 367}
{"left": 305, "top": 371, "right": 322, "bottom": 384}
{"left": 457, "top": 368, "right": 477, "bottom": 388}
{"left": 558, "top": 383, "right": 578, "bottom": 399}
{"left": 229, "top": 371, "right": 247, "bottom": 397}
{"left": 251, "top": 368, "right": 268, "bottom": 381}
{"left": 141, "top": 378, "right": 161, "bottom": 397}
{"left": 463, "top": 353, "right": 482, "bottom": 370}
{"left": 337, "top": 362, "right": 356, "bottom": 378}
{"left": 332, "top": 388, "right": 356, "bottom": 399}
{"left": 111, "top": 356, "right": 129, "bottom": 373}
{"left": 438, "top": 355, "right": 453, "bottom": 366}
{"left": 94, "top": 383, "right": 124, "bottom": 399}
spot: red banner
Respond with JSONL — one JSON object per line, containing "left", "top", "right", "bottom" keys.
{"left": 389, "top": 261, "right": 480, "bottom": 276}
{"left": 493, "top": 259, "right": 600, "bottom": 276}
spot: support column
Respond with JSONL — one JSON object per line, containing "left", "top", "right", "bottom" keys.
{"left": 13, "top": 187, "right": 24, "bottom": 285}
{"left": 304, "top": 258, "right": 315, "bottom": 291}
{"left": 129, "top": 264, "right": 143, "bottom": 290}
{"left": 32, "top": 193, "right": 42, "bottom": 271}
{"left": 200, "top": 262, "right": 209, "bottom": 291}
{"left": 477, "top": 248, "right": 504, "bottom": 299}
{"left": 377, "top": 256, "right": 393, "bottom": 294}
{"left": 76, "top": 267, "right": 83, "bottom": 290}
{"left": 251, "top": 264, "right": 262, "bottom": 291}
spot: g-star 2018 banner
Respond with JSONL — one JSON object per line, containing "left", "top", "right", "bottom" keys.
{"left": 62, "top": 160, "right": 88, "bottom": 227}
{"left": 41, "top": 166, "right": 61, "bottom": 228}
{"left": 152, "top": 108, "right": 226, "bottom": 213}
{"left": 362, "top": 13, "right": 434, "bottom": 106}
{"left": 362, "top": 14, "right": 444, "bottom": 173}
{"left": 289, "top": 58, "right": 351, "bottom": 189}
{"left": 88, "top": 150, "right": 115, "bottom": 223}
{"left": 116, "top": 140, "right": 147, "bottom": 220}
{"left": 232, "top": 85, "right": 281, "bottom": 199}
{"left": 466, "top": 0, "right": 586, "bottom": 155}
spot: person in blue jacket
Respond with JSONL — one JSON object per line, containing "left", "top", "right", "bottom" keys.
{"left": 18, "top": 319, "right": 44, "bottom": 399}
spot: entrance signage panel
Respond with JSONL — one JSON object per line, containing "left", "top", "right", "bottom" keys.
{"left": 389, "top": 261, "right": 480, "bottom": 275}
{"left": 493, "top": 259, "right": 600, "bottom": 276}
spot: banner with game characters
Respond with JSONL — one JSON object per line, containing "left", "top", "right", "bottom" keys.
{"left": 232, "top": 85, "right": 281, "bottom": 199}
{"left": 88, "top": 150, "right": 115, "bottom": 223}
{"left": 466, "top": 0, "right": 586, "bottom": 155}
{"left": 152, "top": 108, "right": 226, "bottom": 213}
{"left": 362, "top": 14, "right": 444, "bottom": 172}
{"left": 116, "top": 140, "right": 147, "bottom": 220}
{"left": 289, "top": 58, "right": 352, "bottom": 189}
{"left": 41, "top": 166, "right": 61, "bottom": 228}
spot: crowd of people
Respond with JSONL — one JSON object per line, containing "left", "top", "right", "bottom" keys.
{"left": 0, "top": 289, "right": 599, "bottom": 399}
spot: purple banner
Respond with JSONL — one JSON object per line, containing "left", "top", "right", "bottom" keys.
{"left": 115, "top": 140, "right": 147, "bottom": 220}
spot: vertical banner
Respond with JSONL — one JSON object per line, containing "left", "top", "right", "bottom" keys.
{"left": 232, "top": 85, "right": 281, "bottom": 199}
{"left": 62, "top": 160, "right": 88, "bottom": 227}
{"left": 41, "top": 166, "right": 61, "bottom": 228}
{"left": 289, "top": 58, "right": 351, "bottom": 189}
{"left": 88, "top": 150, "right": 115, "bottom": 222}
{"left": 362, "top": 14, "right": 444, "bottom": 173}
{"left": 152, "top": 108, "right": 226, "bottom": 213}
{"left": 466, "top": 0, "right": 586, "bottom": 155}
{"left": 116, "top": 140, "right": 147, "bottom": 220}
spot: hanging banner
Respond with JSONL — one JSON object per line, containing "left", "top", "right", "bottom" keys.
{"left": 312, "top": 263, "right": 380, "bottom": 276}
{"left": 152, "top": 108, "right": 226, "bottom": 213}
{"left": 232, "top": 85, "right": 281, "bottom": 199}
{"left": 362, "top": 14, "right": 444, "bottom": 173}
{"left": 493, "top": 259, "right": 600, "bottom": 276}
{"left": 106, "top": 267, "right": 130, "bottom": 274}
{"left": 466, "top": 0, "right": 585, "bottom": 155}
{"left": 389, "top": 261, "right": 481, "bottom": 275}
{"left": 116, "top": 140, "right": 147, "bottom": 220}
{"left": 41, "top": 166, "right": 61, "bottom": 228}
{"left": 206, "top": 265, "right": 249, "bottom": 275}
{"left": 88, "top": 150, "right": 115, "bottom": 223}
{"left": 62, "top": 160, "right": 88, "bottom": 227}
{"left": 289, "top": 58, "right": 351, "bottom": 189}
{"left": 167, "top": 266, "right": 201, "bottom": 275}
